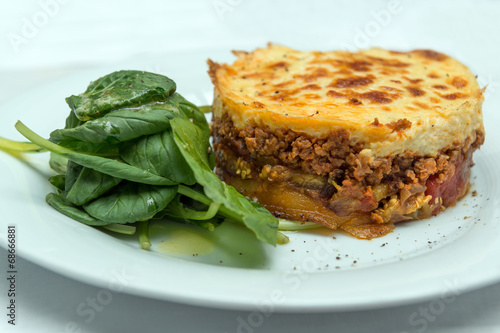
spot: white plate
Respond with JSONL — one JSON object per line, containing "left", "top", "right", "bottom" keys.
{"left": 1, "top": 52, "right": 499, "bottom": 313}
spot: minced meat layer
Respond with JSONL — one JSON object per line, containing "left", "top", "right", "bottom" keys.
{"left": 212, "top": 113, "right": 484, "bottom": 224}
{"left": 213, "top": 113, "right": 483, "bottom": 185}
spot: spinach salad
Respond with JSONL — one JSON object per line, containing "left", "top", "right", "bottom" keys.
{"left": 0, "top": 70, "right": 289, "bottom": 249}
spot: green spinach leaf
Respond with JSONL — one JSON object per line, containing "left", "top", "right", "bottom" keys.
{"left": 171, "top": 117, "right": 278, "bottom": 246}
{"left": 63, "top": 152, "right": 179, "bottom": 186}
{"left": 52, "top": 140, "right": 118, "bottom": 156}
{"left": 83, "top": 182, "right": 177, "bottom": 223}
{"left": 49, "top": 152, "right": 68, "bottom": 174}
{"left": 65, "top": 108, "right": 82, "bottom": 128}
{"left": 167, "top": 93, "right": 215, "bottom": 169}
{"left": 46, "top": 192, "right": 110, "bottom": 226}
{"left": 66, "top": 70, "right": 176, "bottom": 121}
{"left": 168, "top": 94, "right": 211, "bottom": 139}
{"left": 66, "top": 167, "right": 122, "bottom": 206}
{"left": 48, "top": 175, "right": 66, "bottom": 194}
{"left": 119, "top": 129, "right": 195, "bottom": 185}
{"left": 48, "top": 110, "right": 81, "bottom": 174}
{"left": 64, "top": 161, "right": 84, "bottom": 193}
{"left": 50, "top": 104, "right": 177, "bottom": 146}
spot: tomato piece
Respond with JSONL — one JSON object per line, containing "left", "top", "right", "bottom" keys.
{"left": 425, "top": 150, "right": 472, "bottom": 214}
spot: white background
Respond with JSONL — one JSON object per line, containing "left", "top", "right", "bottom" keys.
{"left": 1, "top": 0, "right": 500, "bottom": 332}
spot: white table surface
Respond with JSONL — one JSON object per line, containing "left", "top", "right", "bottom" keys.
{"left": 1, "top": 1, "right": 500, "bottom": 332}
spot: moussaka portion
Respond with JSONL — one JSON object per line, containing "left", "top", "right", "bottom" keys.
{"left": 208, "top": 44, "right": 485, "bottom": 239}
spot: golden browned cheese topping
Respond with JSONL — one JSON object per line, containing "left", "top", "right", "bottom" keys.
{"left": 208, "top": 44, "right": 484, "bottom": 158}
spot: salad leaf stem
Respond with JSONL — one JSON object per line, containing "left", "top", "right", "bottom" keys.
{"left": 177, "top": 185, "right": 211, "bottom": 205}
{"left": 137, "top": 221, "right": 151, "bottom": 249}
{"left": 0, "top": 136, "right": 45, "bottom": 153}
{"left": 278, "top": 219, "right": 323, "bottom": 231}
{"left": 177, "top": 185, "right": 234, "bottom": 220}
{"left": 277, "top": 232, "right": 290, "bottom": 245}
{"left": 193, "top": 202, "right": 220, "bottom": 220}
{"left": 197, "top": 105, "right": 211, "bottom": 114}
{"left": 15, "top": 121, "right": 73, "bottom": 155}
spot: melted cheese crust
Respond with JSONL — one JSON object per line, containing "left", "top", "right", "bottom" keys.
{"left": 209, "top": 44, "right": 484, "bottom": 157}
